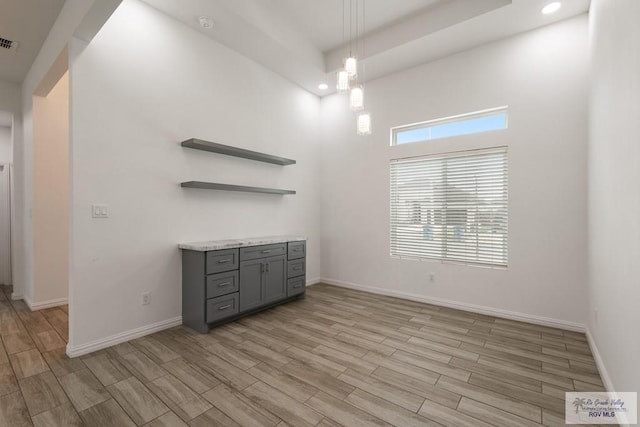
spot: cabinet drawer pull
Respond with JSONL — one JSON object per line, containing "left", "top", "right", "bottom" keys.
{"left": 217, "top": 282, "right": 231, "bottom": 287}
{"left": 293, "top": 266, "right": 302, "bottom": 270}
{"left": 261, "top": 250, "right": 271, "bottom": 254}
{"left": 293, "top": 248, "right": 301, "bottom": 252}
{"left": 218, "top": 304, "right": 231, "bottom": 310}
{"left": 293, "top": 284, "right": 302, "bottom": 288}
{"left": 217, "top": 259, "right": 232, "bottom": 264}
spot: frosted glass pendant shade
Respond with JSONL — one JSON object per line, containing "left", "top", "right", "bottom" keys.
{"left": 350, "top": 87, "right": 364, "bottom": 111}
{"left": 345, "top": 56, "right": 357, "bottom": 77}
{"left": 357, "top": 112, "right": 372, "bottom": 135}
{"left": 336, "top": 70, "right": 350, "bottom": 93}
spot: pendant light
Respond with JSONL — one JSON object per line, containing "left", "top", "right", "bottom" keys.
{"left": 357, "top": 111, "right": 372, "bottom": 135}
{"left": 349, "top": 86, "right": 364, "bottom": 111}
{"left": 345, "top": 56, "right": 357, "bottom": 77}
{"left": 337, "top": 70, "right": 350, "bottom": 93}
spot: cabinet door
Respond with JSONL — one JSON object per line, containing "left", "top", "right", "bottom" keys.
{"left": 239, "top": 259, "right": 263, "bottom": 312}
{"left": 264, "top": 255, "right": 286, "bottom": 304}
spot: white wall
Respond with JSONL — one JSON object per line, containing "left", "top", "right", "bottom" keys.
{"left": 68, "top": 0, "right": 321, "bottom": 351}
{"left": 588, "top": 0, "right": 640, "bottom": 404}
{"left": 0, "top": 126, "right": 11, "bottom": 163}
{"left": 320, "top": 15, "right": 589, "bottom": 328}
{"left": 32, "top": 73, "right": 69, "bottom": 305}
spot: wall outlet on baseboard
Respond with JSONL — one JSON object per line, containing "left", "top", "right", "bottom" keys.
{"left": 142, "top": 292, "right": 150, "bottom": 305}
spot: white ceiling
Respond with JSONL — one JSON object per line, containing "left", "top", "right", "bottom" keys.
{"left": 142, "top": 0, "right": 589, "bottom": 96}
{"left": 0, "top": 0, "right": 66, "bottom": 83}
{"left": 271, "top": 0, "right": 442, "bottom": 52}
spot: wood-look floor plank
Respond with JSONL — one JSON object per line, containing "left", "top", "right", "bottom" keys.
{"left": 3, "top": 329, "right": 36, "bottom": 354}
{"left": 247, "top": 362, "right": 319, "bottom": 403}
{"left": 10, "top": 348, "right": 49, "bottom": 379}
{"left": 0, "top": 391, "right": 32, "bottom": 427}
{"left": 457, "top": 397, "right": 542, "bottom": 427}
{"left": 243, "top": 380, "right": 324, "bottom": 427}
{"left": 436, "top": 376, "right": 542, "bottom": 422}
{"left": 0, "top": 362, "right": 19, "bottom": 397}
{"left": 83, "top": 353, "right": 132, "bottom": 386}
{"left": 161, "top": 358, "right": 219, "bottom": 395}
{"left": 345, "top": 388, "right": 438, "bottom": 427}
{"left": 42, "top": 349, "right": 85, "bottom": 378}
{"left": 144, "top": 411, "right": 188, "bottom": 427}
{"left": 363, "top": 351, "right": 440, "bottom": 386}
{"left": 392, "top": 350, "right": 471, "bottom": 382}
{"left": 118, "top": 351, "right": 167, "bottom": 384}
{"left": 468, "top": 373, "right": 565, "bottom": 413}
{"left": 306, "top": 391, "right": 392, "bottom": 427}
{"left": 311, "top": 345, "right": 378, "bottom": 375}
{"left": 107, "top": 376, "right": 169, "bottom": 425}
{"left": 58, "top": 368, "right": 111, "bottom": 412}
{"left": 147, "top": 374, "right": 211, "bottom": 422}
{"left": 132, "top": 338, "right": 181, "bottom": 365}
{"left": 283, "top": 360, "right": 355, "bottom": 400}
{"left": 188, "top": 406, "right": 241, "bottom": 427}
{"left": 78, "top": 398, "right": 137, "bottom": 427}
{"left": 283, "top": 346, "right": 347, "bottom": 377}
{"left": 202, "top": 341, "right": 260, "bottom": 371}
{"left": 338, "top": 368, "right": 425, "bottom": 412}
{"left": 370, "top": 366, "right": 461, "bottom": 409}
{"left": 31, "top": 402, "right": 83, "bottom": 427}
{"left": 195, "top": 354, "right": 257, "bottom": 391}
{"left": 202, "top": 383, "right": 280, "bottom": 427}
{"left": 18, "top": 371, "right": 69, "bottom": 417}
{"left": 418, "top": 398, "right": 493, "bottom": 427}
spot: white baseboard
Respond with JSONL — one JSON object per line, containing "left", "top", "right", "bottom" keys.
{"left": 66, "top": 316, "right": 182, "bottom": 358}
{"left": 320, "top": 277, "right": 586, "bottom": 332}
{"left": 11, "top": 292, "right": 23, "bottom": 301}
{"left": 306, "top": 277, "right": 321, "bottom": 286}
{"left": 585, "top": 328, "right": 615, "bottom": 391}
{"left": 24, "top": 297, "right": 68, "bottom": 311}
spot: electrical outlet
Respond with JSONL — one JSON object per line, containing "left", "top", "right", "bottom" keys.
{"left": 429, "top": 272, "right": 435, "bottom": 282}
{"left": 91, "top": 204, "right": 109, "bottom": 218}
{"left": 142, "top": 292, "right": 150, "bottom": 305}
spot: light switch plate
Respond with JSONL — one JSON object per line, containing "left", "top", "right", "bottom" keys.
{"left": 92, "top": 204, "right": 109, "bottom": 218}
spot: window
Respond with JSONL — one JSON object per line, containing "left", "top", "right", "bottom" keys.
{"left": 390, "top": 147, "right": 508, "bottom": 268}
{"left": 391, "top": 107, "right": 508, "bottom": 146}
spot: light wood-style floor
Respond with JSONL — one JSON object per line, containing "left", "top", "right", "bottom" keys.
{"left": 0, "top": 283, "right": 610, "bottom": 427}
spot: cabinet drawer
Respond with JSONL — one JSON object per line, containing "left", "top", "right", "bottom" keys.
{"left": 287, "top": 258, "right": 306, "bottom": 278}
{"left": 206, "top": 293, "right": 239, "bottom": 323}
{"left": 288, "top": 241, "right": 306, "bottom": 260}
{"left": 287, "top": 277, "right": 305, "bottom": 297}
{"left": 240, "top": 243, "right": 286, "bottom": 261}
{"left": 206, "top": 249, "right": 239, "bottom": 274}
{"left": 206, "top": 271, "right": 239, "bottom": 299}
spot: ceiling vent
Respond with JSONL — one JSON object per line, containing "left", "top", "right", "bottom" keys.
{"left": 0, "top": 37, "right": 19, "bottom": 52}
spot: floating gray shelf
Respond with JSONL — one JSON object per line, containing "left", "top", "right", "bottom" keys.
{"left": 181, "top": 138, "right": 296, "bottom": 166}
{"left": 181, "top": 181, "right": 296, "bottom": 195}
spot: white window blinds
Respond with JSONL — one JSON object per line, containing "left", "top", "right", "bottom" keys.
{"left": 390, "top": 147, "right": 508, "bottom": 268}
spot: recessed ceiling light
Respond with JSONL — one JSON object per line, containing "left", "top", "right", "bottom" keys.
{"left": 198, "top": 16, "right": 214, "bottom": 29}
{"left": 318, "top": 83, "right": 329, "bottom": 90}
{"left": 541, "top": 2, "right": 561, "bottom": 14}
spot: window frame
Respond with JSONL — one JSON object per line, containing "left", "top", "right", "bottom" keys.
{"left": 390, "top": 106, "right": 509, "bottom": 146}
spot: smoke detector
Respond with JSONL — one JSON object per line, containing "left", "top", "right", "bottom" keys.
{"left": 0, "top": 37, "right": 19, "bottom": 52}
{"left": 198, "top": 16, "right": 214, "bottom": 29}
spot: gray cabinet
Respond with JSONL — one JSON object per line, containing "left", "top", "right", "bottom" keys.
{"left": 182, "top": 239, "right": 305, "bottom": 333}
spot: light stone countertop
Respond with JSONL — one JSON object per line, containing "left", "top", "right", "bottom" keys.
{"left": 179, "top": 235, "right": 306, "bottom": 251}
